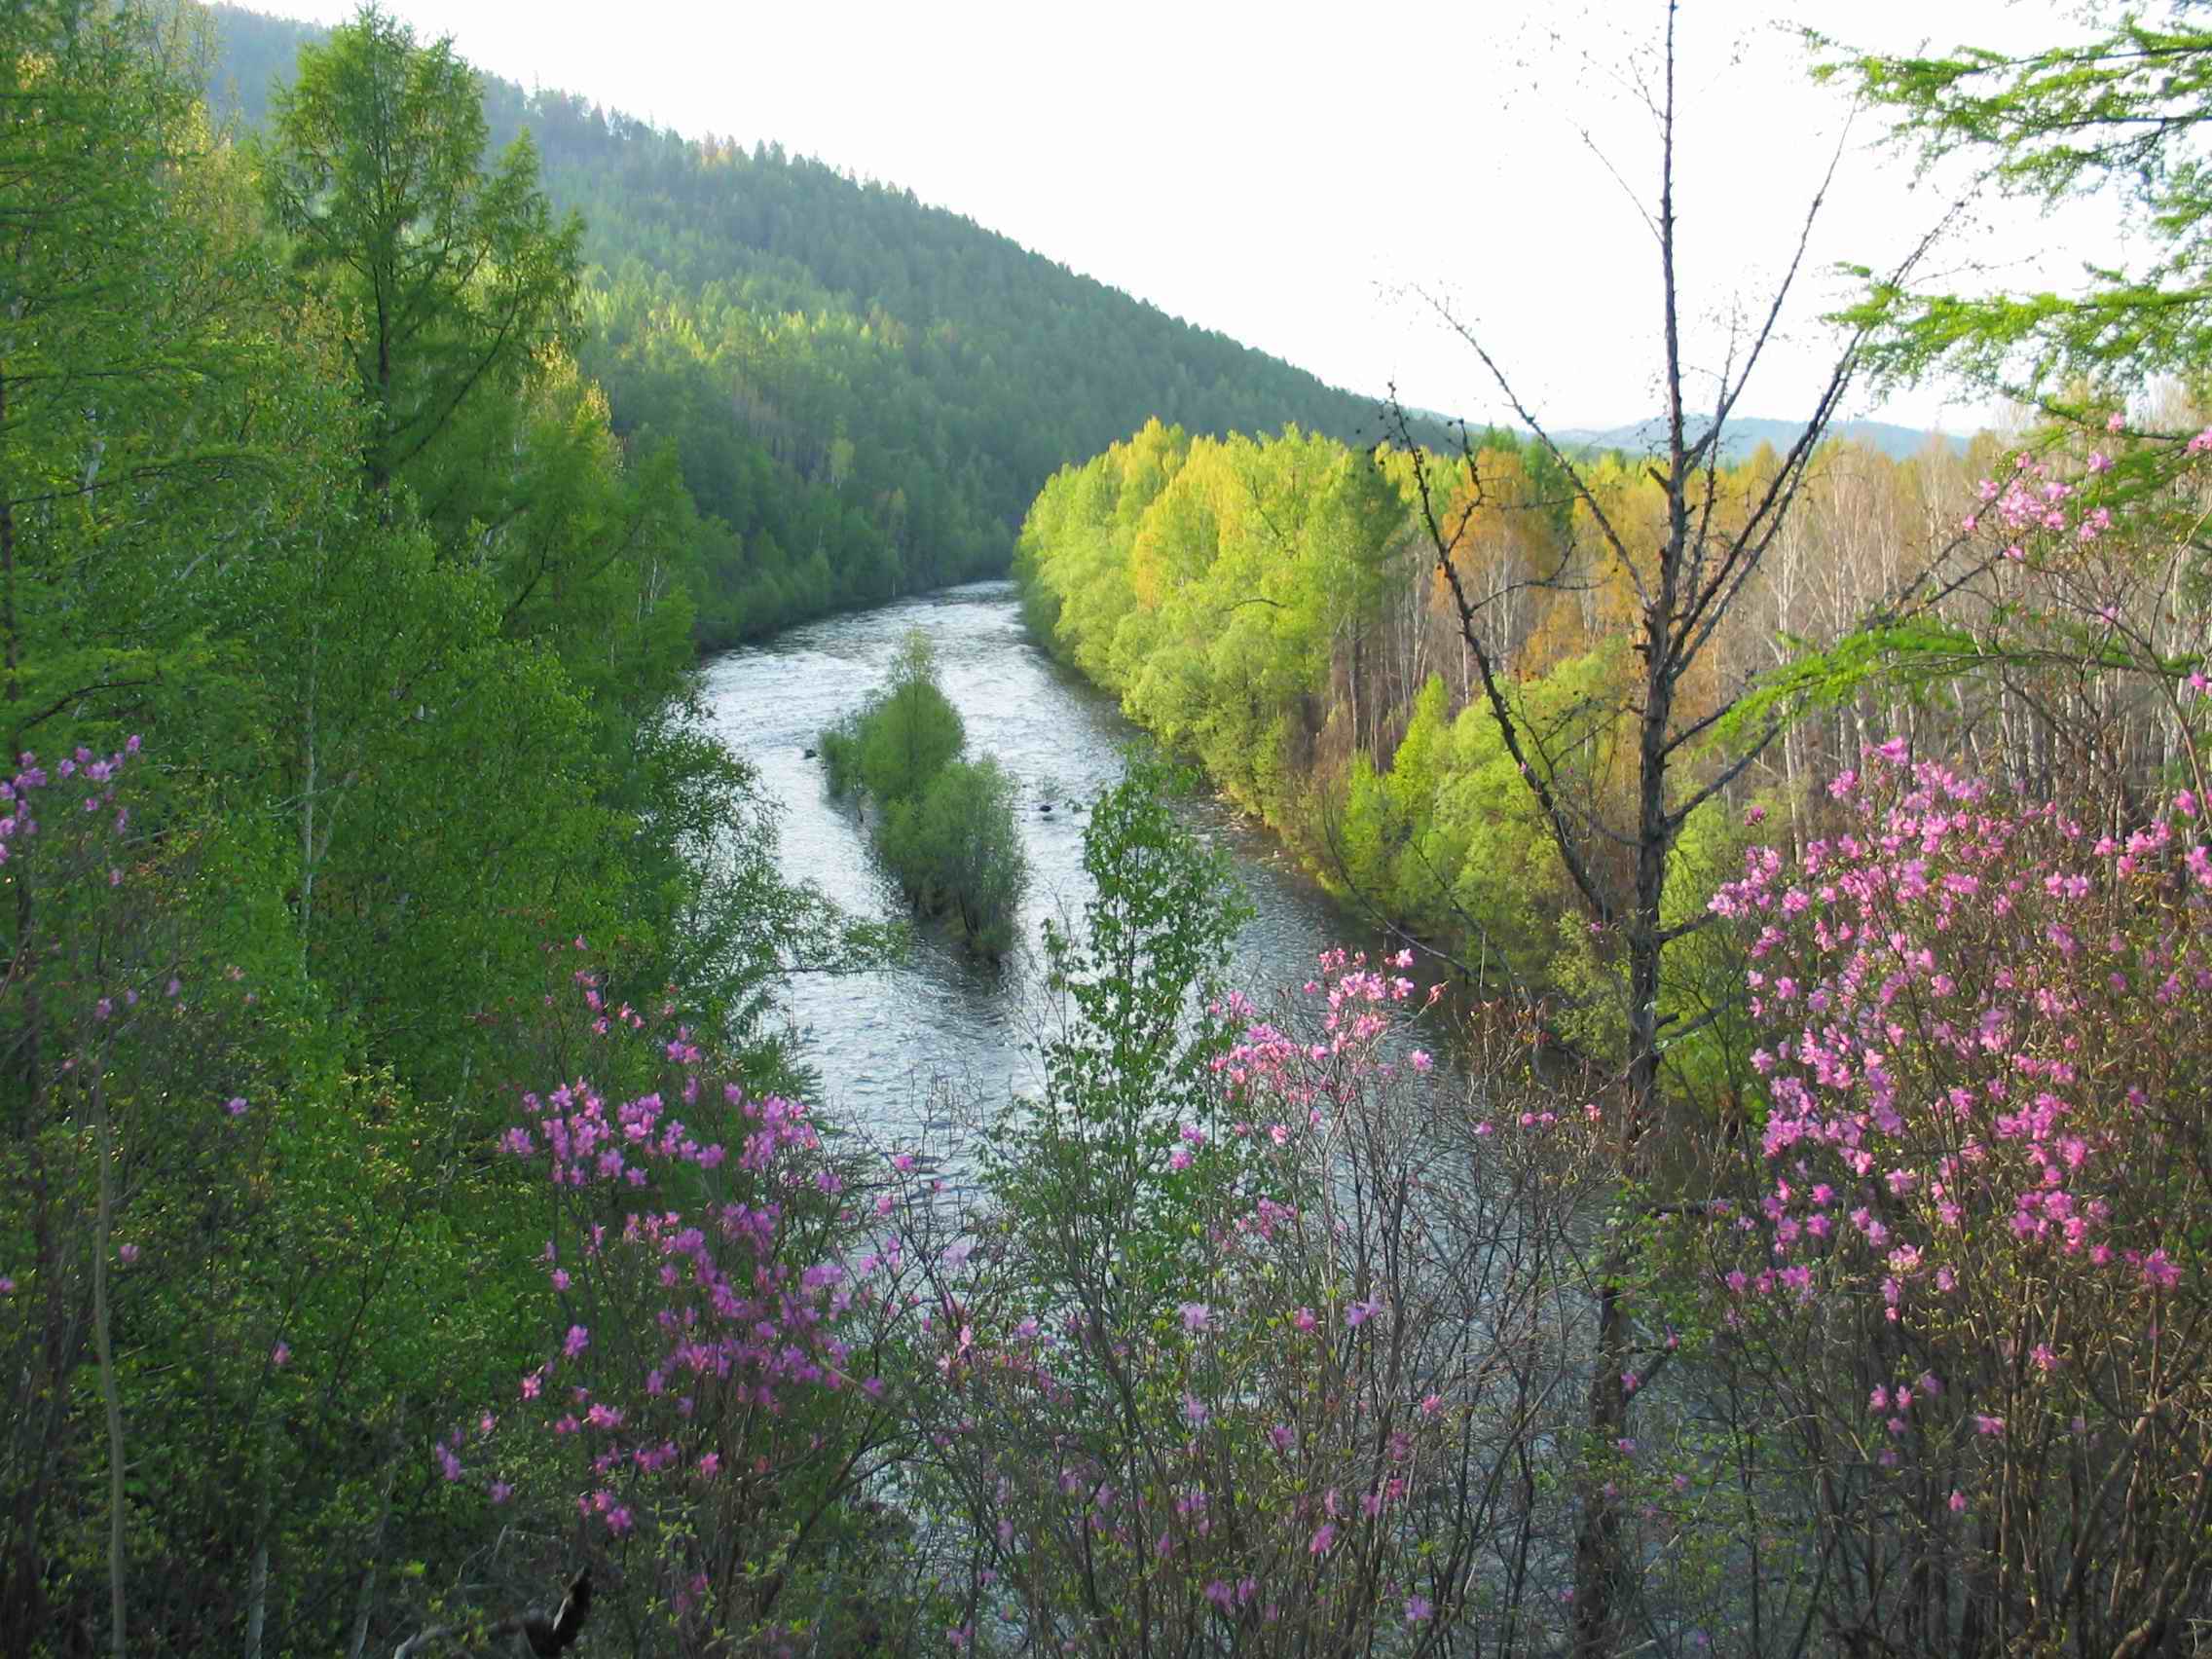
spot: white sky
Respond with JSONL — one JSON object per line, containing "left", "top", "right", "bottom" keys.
{"left": 263, "top": 0, "right": 2128, "bottom": 434}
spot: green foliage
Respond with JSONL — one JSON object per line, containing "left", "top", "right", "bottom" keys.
{"left": 608, "top": 709, "right": 899, "bottom": 1093}
{"left": 455, "top": 352, "right": 702, "bottom": 716}
{"left": 1386, "top": 672, "right": 1451, "bottom": 824}
{"left": 258, "top": 3, "right": 582, "bottom": 497}
{"left": 1333, "top": 752, "right": 1393, "bottom": 902}
{"left": 1717, "top": 620, "right": 1981, "bottom": 745}
{"left": 822, "top": 635, "right": 966, "bottom": 805}
{"left": 856, "top": 634, "right": 966, "bottom": 805}
{"left": 0, "top": 0, "right": 310, "bottom": 765}
{"left": 879, "top": 757, "right": 1030, "bottom": 960}
{"left": 1024, "top": 422, "right": 1434, "bottom": 829}
{"left": 822, "top": 630, "right": 1027, "bottom": 961}
{"left": 1427, "top": 649, "right": 1618, "bottom": 968}
{"left": 1823, "top": 8, "right": 2212, "bottom": 394}
{"left": 984, "top": 756, "right": 1253, "bottom": 1313}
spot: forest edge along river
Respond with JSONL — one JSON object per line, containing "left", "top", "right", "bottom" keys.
{"left": 701, "top": 579, "right": 1447, "bottom": 1137}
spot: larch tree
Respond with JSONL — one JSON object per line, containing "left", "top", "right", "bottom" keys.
{"left": 0, "top": 0, "right": 290, "bottom": 760}
{"left": 1821, "top": 1, "right": 2212, "bottom": 405}
{"left": 258, "top": 3, "right": 580, "bottom": 499}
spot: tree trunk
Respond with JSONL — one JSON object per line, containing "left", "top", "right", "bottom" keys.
{"left": 245, "top": 1419, "right": 273, "bottom": 1659}
{"left": 90, "top": 1062, "right": 128, "bottom": 1659}
{"left": 345, "top": 1451, "right": 401, "bottom": 1659}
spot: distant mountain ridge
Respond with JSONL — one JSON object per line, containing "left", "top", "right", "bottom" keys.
{"left": 1549, "top": 415, "right": 1971, "bottom": 463}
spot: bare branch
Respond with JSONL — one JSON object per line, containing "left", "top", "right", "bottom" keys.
{"left": 1392, "top": 421, "right": 1620, "bottom": 927}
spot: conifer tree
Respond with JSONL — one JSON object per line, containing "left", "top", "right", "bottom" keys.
{"left": 259, "top": 4, "right": 581, "bottom": 498}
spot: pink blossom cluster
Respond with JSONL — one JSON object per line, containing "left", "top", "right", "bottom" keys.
{"left": 1210, "top": 946, "right": 1440, "bottom": 1119}
{"left": 0, "top": 738, "right": 139, "bottom": 869}
{"left": 1959, "top": 440, "right": 2134, "bottom": 563}
{"left": 465, "top": 983, "right": 891, "bottom": 1542}
{"left": 1706, "top": 740, "right": 2205, "bottom": 1500}
{"left": 1713, "top": 744, "right": 2197, "bottom": 1285}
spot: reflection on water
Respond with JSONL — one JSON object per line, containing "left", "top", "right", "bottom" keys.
{"left": 699, "top": 580, "right": 1398, "bottom": 1138}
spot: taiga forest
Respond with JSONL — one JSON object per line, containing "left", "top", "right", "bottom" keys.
{"left": 7, "top": 2, "right": 2212, "bottom": 1654}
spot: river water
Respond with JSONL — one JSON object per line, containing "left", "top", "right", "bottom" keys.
{"left": 698, "top": 580, "right": 1397, "bottom": 1139}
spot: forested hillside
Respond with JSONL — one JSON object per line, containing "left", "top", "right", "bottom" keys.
{"left": 0, "top": 6, "right": 876, "bottom": 1646}
{"left": 206, "top": 4, "right": 1443, "bottom": 643}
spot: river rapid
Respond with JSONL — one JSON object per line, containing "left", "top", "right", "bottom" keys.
{"left": 698, "top": 580, "right": 1416, "bottom": 1140}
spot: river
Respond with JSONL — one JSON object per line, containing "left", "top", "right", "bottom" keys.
{"left": 698, "top": 579, "right": 1403, "bottom": 1139}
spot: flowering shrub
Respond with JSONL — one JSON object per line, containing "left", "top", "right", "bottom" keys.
{"left": 468, "top": 965, "right": 932, "bottom": 1653}
{"left": 1884, "top": 415, "right": 2212, "bottom": 812}
{"left": 902, "top": 949, "right": 1613, "bottom": 1654}
{"left": 1695, "top": 741, "right": 2212, "bottom": 1650}
{"left": 0, "top": 740, "right": 320, "bottom": 1650}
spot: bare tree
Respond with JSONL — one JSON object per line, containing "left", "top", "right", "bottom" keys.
{"left": 1389, "top": 6, "right": 1937, "bottom": 1650}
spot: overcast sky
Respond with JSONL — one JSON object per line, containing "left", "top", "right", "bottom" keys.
{"left": 262, "top": 0, "right": 2124, "bottom": 434}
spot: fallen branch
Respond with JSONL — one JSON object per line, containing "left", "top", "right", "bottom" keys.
{"left": 392, "top": 1567, "right": 591, "bottom": 1659}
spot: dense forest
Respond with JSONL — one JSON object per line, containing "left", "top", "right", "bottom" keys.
{"left": 0, "top": 3, "right": 882, "bottom": 1649}
{"left": 15, "top": 0, "right": 2212, "bottom": 1655}
{"left": 1015, "top": 418, "right": 2018, "bottom": 1045}
{"left": 205, "top": 5, "right": 1446, "bottom": 644}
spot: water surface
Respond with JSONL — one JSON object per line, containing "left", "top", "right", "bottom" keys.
{"left": 699, "top": 581, "right": 1395, "bottom": 1137}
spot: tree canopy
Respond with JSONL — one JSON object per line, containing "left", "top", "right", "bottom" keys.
{"left": 1825, "top": 3, "right": 2212, "bottom": 399}
{"left": 260, "top": 4, "right": 581, "bottom": 494}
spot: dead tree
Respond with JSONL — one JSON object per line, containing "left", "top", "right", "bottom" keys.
{"left": 1391, "top": 5, "right": 1938, "bottom": 1651}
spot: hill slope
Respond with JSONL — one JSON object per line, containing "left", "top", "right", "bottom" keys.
{"left": 206, "top": 5, "right": 1447, "bottom": 641}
